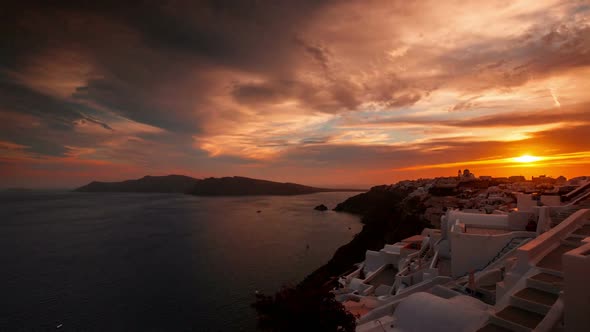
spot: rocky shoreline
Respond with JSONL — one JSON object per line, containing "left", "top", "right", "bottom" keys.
{"left": 300, "top": 184, "right": 432, "bottom": 290}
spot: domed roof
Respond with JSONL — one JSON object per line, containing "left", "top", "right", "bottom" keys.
{"left": 393, "top": 292, "right": 489, "bottom": 332}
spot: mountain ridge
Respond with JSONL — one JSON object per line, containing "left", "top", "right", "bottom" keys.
{"left": 75, "top": 175, "right": 366, "bottom": 195}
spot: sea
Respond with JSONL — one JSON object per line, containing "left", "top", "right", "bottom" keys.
{"left": 0, "top": 191, "right": 362, "bottom": 331}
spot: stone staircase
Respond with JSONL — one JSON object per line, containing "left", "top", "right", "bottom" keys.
{"left": 572, "top": 224, "right": 590, "bottom": 237}
{"left": 480, "top": 237, "right": 531, "bottom": 272}
{"left": 472, "top": 237, "right": 531, "bottom": 304}
{"left": 551, "top": 208, "right": 580, "bottom": 227}
{"left": 399, "top": 240, "right": 433, "bottom": 273}
{"left": 497, "top": 238, "right": 530, "bottom": 257}
{"left": 561, "top": 224, "right": 590, "bottom": 247}
{"left": 476, "top": 220, "right": 590, "bottom": 332}
{"left": 551, "top": 198, "right": 590, "bottom": 227}
{"left": 478, "top": 272, "right": 563, "bottom": 332}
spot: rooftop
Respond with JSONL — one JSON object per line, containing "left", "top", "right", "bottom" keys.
{"left": 465, "top": 226, "right": 510, "bottom": 235}
{"left": 367, "top": 265, "right": 396, "bottom": 287}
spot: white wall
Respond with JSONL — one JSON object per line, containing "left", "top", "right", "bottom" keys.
{"left": 449, "top": 231, "right": 532, "bottom": 277}
{"left": 382, "top": 244, "right": 402, "bottom": 254}
{"left": 446, "top": 210, "right": 509, "bottom": 233}
{"left": 437, "top": 239, "right": 451, "bottom": 259}
{"left": 563, "top": 239, "right": 590, "bottom": 332}
{"left": 540, "top": 195, "right": 561, "bottom": 206}
{"left": 381, "top": 251, "right": 402, "bottom": 266}
{"left": 365, "top": 250, "right": 384, "bottom": 272}
{"left": 508, "top": 211, "right": 532, "bottom": 230}
{"left": 517, "top": 193, "right": 536, "bottom": 212}
{"left": 441, "top": 215, "right": 448, "bottom": 238}
{"left": 515, "top": 209, "right": 590, "bottom": 271}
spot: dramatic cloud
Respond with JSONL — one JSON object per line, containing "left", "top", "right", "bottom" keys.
{"left": 1, "top": 0, "right": 589, "bottom": 188}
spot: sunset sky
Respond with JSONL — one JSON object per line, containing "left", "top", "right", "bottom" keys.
{"left": 1, "top": 0, "right": 590, "bottom": 188}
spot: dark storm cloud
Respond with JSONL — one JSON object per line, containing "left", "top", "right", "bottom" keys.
{"left": 295, "top": 37, "right": 332, "bottom": 74}
{"left": 231, "top": 78, "right": 362, "bottom": 112}
{"left": 71, "top": 78, "right": 196, "bottom": 133}
{"left": 231, "top": 81, "right": 294, "bottom": 105}
{"left": 0, "top": 0, "right": 351, "bottom": 136}
{"left": 8, "top": 0, "right": 331, "bottom": 71}
{"left": 0, "top": 78, "right": 98, "bottom": 131}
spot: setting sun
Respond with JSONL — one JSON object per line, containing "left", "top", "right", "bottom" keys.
{"left": 513, "top": 155, "right": 542, "bottom": 163}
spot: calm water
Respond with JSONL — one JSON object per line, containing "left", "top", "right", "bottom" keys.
{"left": 0, "top": 191, "right": 361, "bottom": 331}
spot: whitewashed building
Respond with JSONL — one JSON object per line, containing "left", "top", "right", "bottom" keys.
{"left": 335, "top": 182, "right": 590, "bottom": 331}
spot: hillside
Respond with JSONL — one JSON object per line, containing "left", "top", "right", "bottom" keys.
{"left": 75, "top": 175, "right": 200, "bottom": 193}
{"left": 300, "top": 184, "right": 432, "bottom": 289}
{"left": 189, "top": 176, "right": 357, "bottom": 196}
{"left": 76, "top": 175, "right": 364, "bottom": 195}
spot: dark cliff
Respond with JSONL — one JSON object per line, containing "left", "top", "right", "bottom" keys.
{"left": 301, "top": 184, "right": 433, "bottom": 288}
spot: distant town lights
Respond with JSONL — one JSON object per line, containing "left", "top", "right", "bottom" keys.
{"left": 513, "top": 155, "right": 542, "bottom": 163}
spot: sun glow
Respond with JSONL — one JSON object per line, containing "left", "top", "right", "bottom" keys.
{"left": 513, "top": 155, "right": 542, "bottom": 163}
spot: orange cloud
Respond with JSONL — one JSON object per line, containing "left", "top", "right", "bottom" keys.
{"left": 1, "top": 1, "right": 590, "bottom": 187}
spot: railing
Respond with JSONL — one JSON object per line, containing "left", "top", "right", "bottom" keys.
{"left": 455, "top": 236, "right": 533, "bottom": 283}
{"left": 338, "top": 263, "right": 364, "bottom": 285}
{"left": 483, "top": 237, "right": 532, "bottom": 269}
{"left": 564, "top": 180, "right": 590, "bottom": 200}
{"left": 390, "top": 237, "right": 444, "bottom": 295}
{"left": 570, "top": 187, "right": 590, "bottom": 205}
{"left": 390, "top": 277, "right": 401, "bottom": 296}
{"left": 429, "top": 250, "right": 440, "bottom": 270}
{"left": 428, "top": 237, "right": 444, "bottom": 270}
{"left": 397, "top": 238, "right": 432, "bottom": 272}
{"left": 516, "top": 209, "right": 590, "bottom": 269}
{"left": 495, "top": 210, "right": 590, "bottom": 312}
{"left": 392, "top": 266, "right": 409, "bottom": 294}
